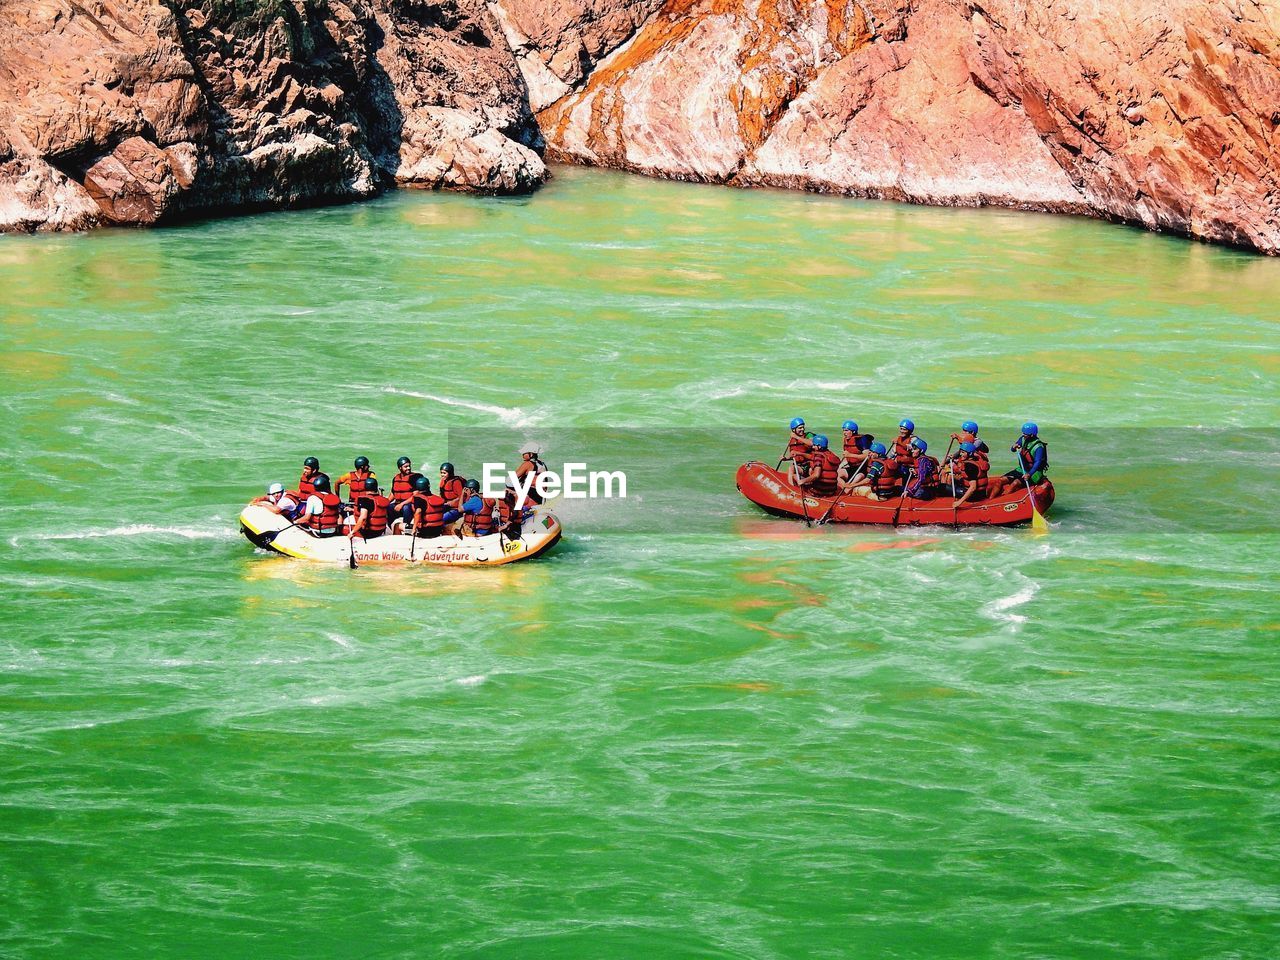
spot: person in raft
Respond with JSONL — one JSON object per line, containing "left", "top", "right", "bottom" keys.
{"left": 785, "top": 417, "right": 815, "bottom": 486}
{"left": 444, "top": 479, "right": 498, "bottom": 537}
{"left": 252, "top": 482, "right": 303, "bottom": 520}
{"left": 798, "top": 435, "right": 843, "bottom": 497}
{"left": 891, "top": 419, "right": 917, "bottom": 473}
{"left": 409, "top": 475, "right": 447, "bottom": 539}
{"left": 943, "top": 442, "right": 990, "bottom": 507}
{"left": 497, "top": 481, "right": 526, "bottom": 540}
{"left": 438, "top": 462, "right": 467, "bottom": 507}
{"left": 387, "top": 456, "right": 423, "bottom": 530}
{"left": 950, "top": 420, "right": 990, "bottom": 456}
{"left": 300, "top": 473, "right": 344, "bottom": 538}
{"left": 838, "top": 420, "right": 874, "bottom": 485}
{"left": 349, "top": 478, "right": 391, "bottom": 541}
{"left": 843, "top": 441, "right": 898, "bottom": 499}
{"left": 336, "top": 456, "right": 376, "bottom": 501}
{"left": 901, "top": 437, "right": 940, "bottom": 500}
{"left": 515, "top": 446, "right": 548, "bottom": 505}
{"left": 291, "top": 456, "right": 322, "bottom": 500}
{"left": 994, "top": 422, "right": 1049, "bottom": 496}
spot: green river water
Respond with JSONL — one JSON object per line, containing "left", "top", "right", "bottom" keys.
{"left": 2, "top": 167, "right": 1278, "bottom": 958}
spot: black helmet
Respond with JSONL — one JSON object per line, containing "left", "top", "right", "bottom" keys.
{"left": 303, "top": 456, "right": 319, "bottom": 469}
{"left": 397, "top": 456, "right": 411, "bottom": 468}
{"left": 311, "top": 472, "right": 331, "bottom": 493}
{"left": 412, "top": 475, "right": 431, "bottom": 493}
{"left": 354, "top": 456, "right": 370, "bottom": 470}
{"left": 463, "top": 478, "right": 480, "bottom": 492}
{"left": 363, "top": 478, "right": 379, "bottom": 492}
{"left": 440, "top": 461, "right": 455, "bottom": 475}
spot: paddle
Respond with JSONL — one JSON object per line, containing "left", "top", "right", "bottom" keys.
{"left": 818, "top": 454, "right": 870, "bottom": 525}
{"left": 348, "top": 535, "right": 358, "bottom": 569}
{"left": 890, "top": 467, "right": 915, "bottom": 528}
{"left": 1014, "top": 452, "right": 1050, "bottom": 533}
{"left": 259, "top": 519, "right": 303, "bottom": 545}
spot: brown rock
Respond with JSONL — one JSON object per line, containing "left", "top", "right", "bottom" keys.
{"left": 0, "top": 0, "right": 548, "bottom": 231}
{"left": 541, "top": 0, "right": 1280, "bottom": 253}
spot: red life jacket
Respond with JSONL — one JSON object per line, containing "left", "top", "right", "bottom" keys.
{"left": 809, "top": 449, "right": 842, "bottom": 494}
{"left": 298, "top": 473, "right": 316, "bottom": 498}
{"left": 873, "top": 457, "right": 900, "bottom": 492}
{"left": 788, "top": 433, "right": 811, "bottom": 463}
{"left": 391, "top": 471, "right": 418, "bottom": 501}
{"left": 343, "top": 470, "right": 372, "bottom": 500}
{"left": 440, "top": 476, "right": 465, "bottom": 503}
{"left": 843, "top": 434, "right": 869, "bottom": 457}
{"left": 355, "top": 494, "right": 390, "bottom": 535}
{"left": 461, "top": 497, "right": 495, "bottom": 536}
{"left": 892, "top": 435, "right": 914, "bottom": 464}
{"left": 413, "top": 493, "right": 446, "bottom": 527}
{"left": 313, "top": 491, "right": 343, "bottom": 531}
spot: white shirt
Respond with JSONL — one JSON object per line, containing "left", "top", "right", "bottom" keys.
{"left": 272, "top": 493, "right": 299, "bottom": 515}
{"left": 305, "top": 494, "right": 325, "bottom": 516}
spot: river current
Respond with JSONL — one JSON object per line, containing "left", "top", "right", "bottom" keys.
{"left": 1, "top": 167, "right": 1277, "bottom": 958}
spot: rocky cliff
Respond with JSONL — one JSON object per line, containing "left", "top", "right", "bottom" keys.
{"left": 0, "top": 0, "right": 545, "bottom": 231}
{"left": 3, "top": 0, "right": 1277, "bottom": 254}
{"left": 535, "top": 0, "right": 1280, "bottom": 254}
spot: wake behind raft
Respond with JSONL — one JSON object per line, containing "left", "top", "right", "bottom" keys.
{"left": 736, "top": 462, "right": 1054, "bottom": 527}
{"left": 239, "top": 503, "right": 563, "bottom": 566}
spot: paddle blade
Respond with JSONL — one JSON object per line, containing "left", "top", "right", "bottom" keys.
{"left": 1031, "top": 505, "right": 1049, "bottom": 534}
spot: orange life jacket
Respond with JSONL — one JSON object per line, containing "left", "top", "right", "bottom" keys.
{"left": 808, "top": 449, "right": 842, "bottom": 494}
{"left": 413, "top": 493, "right": 446, "bottom": 527}
{"left": 461, "top": 497, "right": 496, "bottom": 536}
{"left": 298, "top": 473, "right": 316, "bottom": 498}
{"left": 892, "top": 435, "right": 914, "bottom": 463}
{"left": 342, "top": 470, "right": 372, "bottom": 500}
{"left": 843, "top": 434, "right": 870, "bottom": 457}
{"left": 312, "top": 491, "right": 343, "bottom": 532}
{"left": 788, "top": 433, "right": 811, "bottom": 463}
{"left": 391, "top": 471, "right": 418, "bottom": 501}
{"left": 355, "top": 494, "right": 390, "bottom": 535}
{"left": 440, "top": 476, "right": 465, "bottom": 504}
{"left": 873, "top": 457, "right": 901, "bottom": 492}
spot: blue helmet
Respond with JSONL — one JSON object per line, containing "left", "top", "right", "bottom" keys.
{"left": 899, "top": 419, "right": 914, "bottom": 431}
{"left": 842, "top": 420, "right": 858, "bottom": 433}
{"left": 1022, "top": 421, "right": 1038, "bottom": 437}
{"left": 870, "top": 442, "right": 887, "bottom": 456}
{"left": 961, "top": 420, "right": 978, "bottom": 435}
{"left": 959, "top": 442, "right": 976, "bottom": 453}
{"left": 789, "top": 417, "right": 805, "bottom": 430}
{"left": 910, "top": 437, "right": 927, "bottom": 453}
{"left": 812, "top": 434, "right": 829, "bottom": 450}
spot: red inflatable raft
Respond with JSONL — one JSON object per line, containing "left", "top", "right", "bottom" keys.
{"left": 735, "top": 462, "right": 1055, "bottom": 527}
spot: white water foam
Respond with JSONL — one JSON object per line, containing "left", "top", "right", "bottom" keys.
{"left": 344, "top": 384, "right": 541, "bottom": 428}
{"left": 454, "top": 675, "right": 487, "bottom": 687}
{"left": 11, "top": 524, "right": 236, "bottom": 546}
{"left": 981, "top": 577, "right": 1040, "bottom": 630}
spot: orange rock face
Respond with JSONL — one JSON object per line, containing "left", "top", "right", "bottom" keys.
{"left": 536, "top": 0, "right": 1280, "bottom": 253}
{"left": 3, "top": 0, "right": 1276, "bottom": 252}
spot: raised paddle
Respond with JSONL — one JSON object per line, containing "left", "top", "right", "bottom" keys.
{"left": 890, "top": 467, "right": 916, "bottom": 528}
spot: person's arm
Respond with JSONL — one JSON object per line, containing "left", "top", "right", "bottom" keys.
{"left": 350, "top": 506, "right": 369, "bottom": 539}
{"left": 954, "top": 479, "right": 978, "bottom": 507}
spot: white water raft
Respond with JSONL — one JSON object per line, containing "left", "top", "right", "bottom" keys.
{"left": 238, "top": 504, "right": 562, "bottom": 567}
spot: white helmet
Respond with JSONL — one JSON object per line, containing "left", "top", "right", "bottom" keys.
{"left": 268, "top": 482, "right": 284, "bottom": 496}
